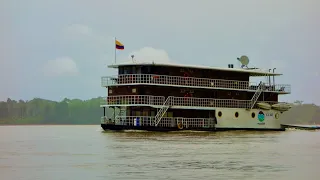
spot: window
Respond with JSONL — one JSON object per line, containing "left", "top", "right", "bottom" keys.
{"left": 119, "top": 67, "right": 124, "bottom": 74}
{"left": 123, "top": 66, "right": 131, "bottom": 74}
{"left": 235, "top": 112, "right": 239, "bottom": 118}
{"left": 218, "top": 111, "right": 222, "bottom": 117}
{"left": 108, "top": 89, "right": 112, "bottom": 94}
{"left": 251, "top": 112, "right": 255, "bottom": 118}
{"left": 132, "top": 88, "right": 137, "bottom": 93}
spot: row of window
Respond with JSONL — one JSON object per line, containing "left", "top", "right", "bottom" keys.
{"left": 217, "top": 111, "right": 257, "bottom": 118}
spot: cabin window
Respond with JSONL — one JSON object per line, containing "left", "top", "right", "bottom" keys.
{"left": 235, "top": 112, "right": 239, "bottom": 118}
{"left": 132, "top": 66, "right": 136, "bottom": 74}
{"left": 108, "top": 89, "right": 112, "bottom": 94}
{"left": 218, "top": 111, "right": 222, "bottom": 117}
{"left": 251, "top": 112, "right": 255, "bottom": 118}
{"left": 141, "top": 66, "right": 151, "bottom": 74}
{"left": 119, "top": 67, "right": 124, "bottom": 74}
{"left": 123, "top": 66, "right": 131, "bottom": 74}
{"left": 142, "top": 110, "right": 148, "bottom": 116}
{"left": 132, "top": 88, "right": 137, "bottom": 93}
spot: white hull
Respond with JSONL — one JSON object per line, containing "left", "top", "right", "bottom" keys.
{"left": 215, "top": 108, "right": 282, "bottom": 129}
{"left": 104, "top": 107, "right": 284, "bottom": 130}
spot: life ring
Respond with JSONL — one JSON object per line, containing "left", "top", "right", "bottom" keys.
{"left": 177, "top": 122, "right": 183, "bottom": 129}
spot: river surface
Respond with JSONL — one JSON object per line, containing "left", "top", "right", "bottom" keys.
{"left": 0, "top": 125, "right": 319, "bottom": 180}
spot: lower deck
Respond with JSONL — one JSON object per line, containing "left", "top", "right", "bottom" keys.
{"left": 101, "top": 124, "right": 285, "bottom": 132}
{"left": 101, "top": 106, "right": 284, "bottom": 131}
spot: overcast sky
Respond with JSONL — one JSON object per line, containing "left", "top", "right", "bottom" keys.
{"left": 1, "top": 0, "right": 319, "bottom": 104}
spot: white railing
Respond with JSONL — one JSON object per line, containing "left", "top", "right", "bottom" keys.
{"left": 101, "top": 95, "right": 251, "bottom": 108}
{"left": 249, "top": 83, "right": 291, "bottom": 93}
{"left": 172, "top": 97, "right": 251, "bottom": 108}
{"left": 101, "top": 95, "right": 165, "bottom": 106}
{"left": 101, "top": 95, "right": 289, "bottom": 109}
{"left": 101, "top": 74, "right": 291, "bottom": 93}
{"left": 101, "top": 116, "right": 113, "bottom": 124}
{"left": 111, "top": 116, "right": 214, "bottom": 128}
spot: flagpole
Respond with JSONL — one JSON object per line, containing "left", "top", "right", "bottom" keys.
{"left": 114, "top": 37, "right": 117, "bottom": 64}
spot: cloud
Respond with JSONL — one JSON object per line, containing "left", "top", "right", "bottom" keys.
{"left": 121, "top": 47, "right": 172, "bottom": 64}
{"left": 65, "top": 24, "right": 93, "bottom": 36}
{"left": 42, "top": 57, "right": 79, "bottom": 77}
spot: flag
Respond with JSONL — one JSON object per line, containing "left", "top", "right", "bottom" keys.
{"left": 115, "top": 39, "right": 124, "bottom": 50}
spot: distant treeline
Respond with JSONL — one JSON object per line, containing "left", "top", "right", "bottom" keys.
{"left": 0, "top": 97, "right": 112, "bottom": 125}
{"left": 0, "top": 98, "right": 319, "bottom": 125}
{"left": 280, "top": 103, "right": 320, "bottom": 125}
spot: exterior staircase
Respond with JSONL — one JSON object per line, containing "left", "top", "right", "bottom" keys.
{"left": 154, "top": 96, "right": 173, "bottom": 126}
{"left": 249, "top": 82, "right": 265, "bottom": 109}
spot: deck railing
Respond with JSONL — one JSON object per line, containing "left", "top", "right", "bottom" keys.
{"left": 101, "top": 95, "right": 288, "bottom": 109}
{"left": 109, "top": 116, "right": 214, "bottom": 128}
{"left": 101, "top": 74, "right": 291, "bottom": 93}
{"left": 102, "top": 95, "right": 165, "bottom": 106}
{"left": 101, "top": 95, "right": 261, "bottom": 109}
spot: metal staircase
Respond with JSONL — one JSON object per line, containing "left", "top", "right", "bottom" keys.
{"left": 249, "top": 82, "right": 265, "bottom": 109}
{"left": 154, "top": 96, "right": 173, "bottom": 126}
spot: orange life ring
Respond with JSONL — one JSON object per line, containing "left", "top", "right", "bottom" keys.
{"left": 177, "top": 122, "right": 183, "bottom": 129}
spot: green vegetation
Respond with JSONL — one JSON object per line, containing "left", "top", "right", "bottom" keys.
{"left": 280, "top": 102, "right": 320, "bottom": 125}
{"left": 0, "top": 98, "right": 319, "bottom": 125}
{"left": 0, "top": 97, "right": 112, "bottom": 125}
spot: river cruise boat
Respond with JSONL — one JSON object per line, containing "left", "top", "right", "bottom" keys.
{"left": 100, "top": 56, "right": 291, "bottom": 131}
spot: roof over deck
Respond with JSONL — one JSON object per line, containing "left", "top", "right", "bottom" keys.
{"left": 107, "top": 62, "right": 283, "bottom": 76}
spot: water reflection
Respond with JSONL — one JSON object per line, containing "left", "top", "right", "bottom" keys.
{"left": 0, "top": 126, "right": 319, "bottom": 180}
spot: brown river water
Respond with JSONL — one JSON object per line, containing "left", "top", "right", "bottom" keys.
{"left": 0, "top": 125, "right": 319, "bottom": 180}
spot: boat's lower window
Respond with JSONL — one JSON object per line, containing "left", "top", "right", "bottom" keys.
{"left": 235, "top": 112, "right": 239, "bottom": 118}
{"left": 218, "top": 111, "right": 222, "bottom": 117}
{"left": 251, "top": 112, "right": 255, "bottom": 118}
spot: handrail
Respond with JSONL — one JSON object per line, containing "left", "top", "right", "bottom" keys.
{"left": 250, "top": 82, "right": 264, "bottom": 109}
{"left": 154, "top": 96, "right": 173, "bottom": 126}
{"left": 110, "top": 116, "right": 215, "bottom": 127}
{"left": 101, "top": 74, "right": 291, "bottom": 93}
{"left": 102, "top": 95, "right": 287, "bottom": 109}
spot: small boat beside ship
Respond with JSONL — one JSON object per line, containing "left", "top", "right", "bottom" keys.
{"left": 257, "top": 102, "right": 271, "bottom": 110}
{"left": 257, "top": 102, "right": 292, "bottom": 112}
{"left": 272, "top": 103, "right": 292, "bottom": 111}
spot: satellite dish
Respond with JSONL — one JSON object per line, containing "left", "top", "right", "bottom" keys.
{"left": 237, "top": 55, "right": 249, "bottom": 68}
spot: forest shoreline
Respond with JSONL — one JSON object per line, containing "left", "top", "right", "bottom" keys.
{"left": 1, "top": 97, "right": 319, "bottom": 125}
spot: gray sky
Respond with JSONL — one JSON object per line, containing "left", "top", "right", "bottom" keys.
{"left": 1, "top": 0, "right": 319, "bottom": 104}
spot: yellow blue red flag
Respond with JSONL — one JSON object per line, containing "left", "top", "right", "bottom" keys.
{"left": 115, "top": 39, "right": 124, "bottom": 50}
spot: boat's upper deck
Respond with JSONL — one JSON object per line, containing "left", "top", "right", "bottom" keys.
{"left": 103, "top": 62, "right": 290, "bottom": 94}
{"left": 107, "top": 62, "right": 283, "bottom": 77}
